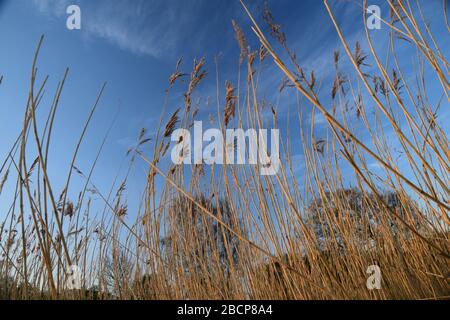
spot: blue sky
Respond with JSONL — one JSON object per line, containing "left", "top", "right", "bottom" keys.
{"left": 0, "top": 0, "right": 448, "bottom": 223}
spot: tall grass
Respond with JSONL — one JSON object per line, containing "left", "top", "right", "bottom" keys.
{"left": 0, "top": 0, "right": 449, "bottom": 299}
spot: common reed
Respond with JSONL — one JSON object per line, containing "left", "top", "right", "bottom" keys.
{"left": 0, "top": 0, "right": 448, "bottom": 300}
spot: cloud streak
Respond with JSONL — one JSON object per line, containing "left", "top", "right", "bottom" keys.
{"left": 32, "top": 0, "right": 203, "bottom": 58}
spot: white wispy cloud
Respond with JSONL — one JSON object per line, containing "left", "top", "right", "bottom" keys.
{"left": 32, "top": 0, "right": 202, "bottom": 58}
{"left": 32, "top": 0, "right": 70, "bottom": 16}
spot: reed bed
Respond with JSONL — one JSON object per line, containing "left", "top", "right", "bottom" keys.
{"left": 0, "top": 0, "right": 448, "bottom": 299}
